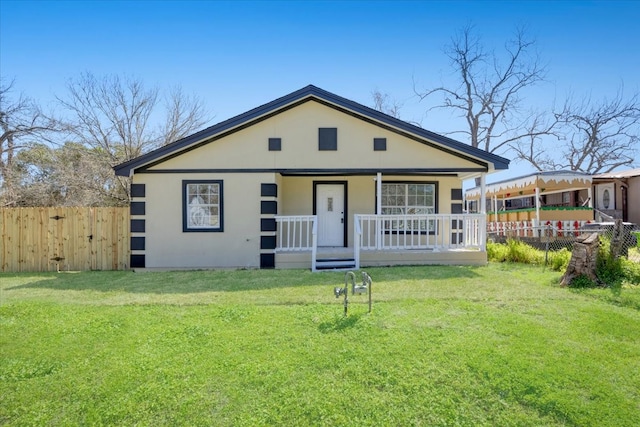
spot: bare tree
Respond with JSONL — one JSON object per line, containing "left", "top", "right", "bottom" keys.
{"left": 415, "top": 25, "right": 550, "bottom": 155}
{"left": 57, "top": 72, "right": 211, "bottom": 202}
{"left": 513, "top": 89, "right": 640, "bottom": 174}
{"left": 1, "top": 78, "right": 60, "bottom": 206}
{"left": 160, "top": 86, "right": 210, "bottom": 146}
{"left": 371, "top": 90, "right": 403, "bottom": 119}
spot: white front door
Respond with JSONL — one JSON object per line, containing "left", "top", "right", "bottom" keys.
{"left": 316, "top": 184, "right": 345, "bottom": 247}
{"left": 596, "top": 183, "right": 615, "bottom": 210}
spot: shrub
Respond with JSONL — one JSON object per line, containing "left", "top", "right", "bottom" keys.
{"left": 620, "top": 259, "right": 640, "bottom": 286}
{"left": 487, "top": 240, "right": 509, "bottom": 262}
{"left": 487, "top": 242, "right": 575, "bottom": 273}
{"left": 596, "top": 236, "right": 640, "bottom": 287}
{"left": 506, "top": 239, "right": 544, "bottom": 265}
{"left": 547, "top": 248, "right": 571, "bottom": 272}
{"left": 487, "top": 237, "right": 638, "bottom": 285}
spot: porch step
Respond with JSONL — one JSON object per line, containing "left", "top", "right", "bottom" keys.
{"left": 315, "top": 258, "right": 356, "bottom": 271}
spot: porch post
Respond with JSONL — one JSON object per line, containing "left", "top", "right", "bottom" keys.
{"left": 376, "top": 172, "right": 382, "bottom": 214}
{"left": 587, "top": 186, "right": 593, "bottom": 208}
{"left": 535, "top": 187, "right": 541, "bottom": 225}
{"left": 480, "top": 173, "right": 487, "bottom": 215}
{"left": 480, "top": 173, "right": 487, "bottom": 251}
{"left": 493, "top": 195, "right": 498, "bottom": 222}
{"left": 376, "top": 172, "right": 382, "bottom": 249}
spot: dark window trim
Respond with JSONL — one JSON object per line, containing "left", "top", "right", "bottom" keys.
{"left": 318, "top": 128, "right": 338, "bottom": 151}
{"left": 131, "top": 183, "right": 146, "bottom": 198}
{"left": 261, "top": 183, "right": 278, "bottom": 197}
{"left": 182, "top": 180, "right": 224, "bottom": 233}
{"left": 260, "top": 235, "right": 277, "bottom": 250}
{"left": 261, "top": 218, "right": 277, "bottom": 232}
{"left": 260, "top": 253, "right": 275, "bottom": 269}
{"left": 130, "top": 202, "right": 145, "bottom": 216}
{"left": 312, "top": 181, "right": 348, "bottom": 247}
{"left": 451, "top": 203, "right": 463, "bottom": 214}
{"left": 130, "top": 254, "right": 145, "bottom": 268}
{"left": 130, "top": 219, "right": 146, "bottom": 233}
{"left": 374, "top": 137, "right": 387, "bottom": 151}
{"left": 268, "top": 137, "right": 281, "bottom": 151}
{"left": 261, "top": 200, "right": 278, "bottom": 215}
{"left": 451, "top": 188, "right": 463, "bottom": 201}
{"left": 130, "top": 236, "right": 145, "bottom": 251}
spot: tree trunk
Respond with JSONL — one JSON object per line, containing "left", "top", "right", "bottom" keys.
{"left": 561, "top": 233, "right": 599, "bottom": 286}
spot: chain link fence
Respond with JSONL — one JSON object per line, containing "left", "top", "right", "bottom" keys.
{"left": 488, "top": 223, "right": 640, "bottom": 264}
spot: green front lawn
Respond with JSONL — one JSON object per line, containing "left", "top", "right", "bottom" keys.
{"left": 1, "top": 264, "right": 639, "bottom": 426}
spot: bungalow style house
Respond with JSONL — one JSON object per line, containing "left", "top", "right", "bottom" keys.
{"left": 114, "top": 85, "right": 509, "bottom": 271}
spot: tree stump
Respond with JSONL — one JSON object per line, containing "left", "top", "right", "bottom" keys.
{"left": 560, "top": 233, "right": 599, "bottom": 286}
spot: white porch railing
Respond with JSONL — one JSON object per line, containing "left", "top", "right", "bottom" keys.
{"left": 275, "top": 215, "right": 318, "bottom": 271}
{"left": 355, "top": 214, "right": 486, "bottom": 252}
{"left": 275, "top": 215, "right": 317, "bottom": 250}
{"left": 275, "top": 214, "right": 485, "bottom": 272}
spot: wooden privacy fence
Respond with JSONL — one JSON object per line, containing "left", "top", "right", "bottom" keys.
{"left": 1, "top": 207, "right": 130, "bottom": 272}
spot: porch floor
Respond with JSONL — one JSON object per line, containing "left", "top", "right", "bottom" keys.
{"left": 276, "top": 246, "right": 486, "bottom": 270}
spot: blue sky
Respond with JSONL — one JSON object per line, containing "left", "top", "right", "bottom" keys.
{"left": 2, "top": 0, "right": 639, "bottom": 182}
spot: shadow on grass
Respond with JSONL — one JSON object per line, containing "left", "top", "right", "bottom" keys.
{"left": 318, "top": 313, "right": 363, "bottom": 333}
{"left": 3, "top": 265, "right": 483, "bottom": 294}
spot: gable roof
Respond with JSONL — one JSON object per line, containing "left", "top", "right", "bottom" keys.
{"left": 114, "top": 84, "right": 509, "bottom": 177}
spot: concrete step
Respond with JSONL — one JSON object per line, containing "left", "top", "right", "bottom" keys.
{"left": 315, "top": 258, "right": 356, "bottom": 270}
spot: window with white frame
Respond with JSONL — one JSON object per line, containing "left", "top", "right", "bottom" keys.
{"left": 183, "top": 180, "right": 223, "bottom": 232}
{"left": 381, "top": 183, "right": 436, "bottom": 231}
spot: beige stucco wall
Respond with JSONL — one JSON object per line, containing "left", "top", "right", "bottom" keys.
{"left": 149, "top": 100, "right": 480, "bottom": 172}
{"left": 136, "top": 172, "right": 276, "bottom": 269}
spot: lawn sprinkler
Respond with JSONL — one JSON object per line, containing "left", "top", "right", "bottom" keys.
{"left": 334, "top": 271, "right": 353, "bottom": 316}
{"left": 333, "top": 271, "right": 373, "bottom": 316}
{"left": 359, "top": 271, "right": 372, "bottom": 313}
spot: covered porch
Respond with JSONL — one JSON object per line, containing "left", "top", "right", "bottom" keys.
{"left": 273, "top": 213, "right": 486, "bottom": 271}
{"left": 260, "top": 170, "right": 494, "bottom": 271}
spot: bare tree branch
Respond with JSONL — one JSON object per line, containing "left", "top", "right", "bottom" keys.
{"left": 1, "top": 77, "right": 62, "bottom": 206}
{"left": 415, "top": 24, "right": 551, "bottom": 156}
{"left": 160, "top": 86, "right": 210, "bottom": 145}
{"left": 371, "top": 90, "right": 403, "bottom": 119}
{"left": 56, "top": 72, "right": 213, "bottom": 202}
{"left": 513, "top": 88, "right": 640, "bottom": 174}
